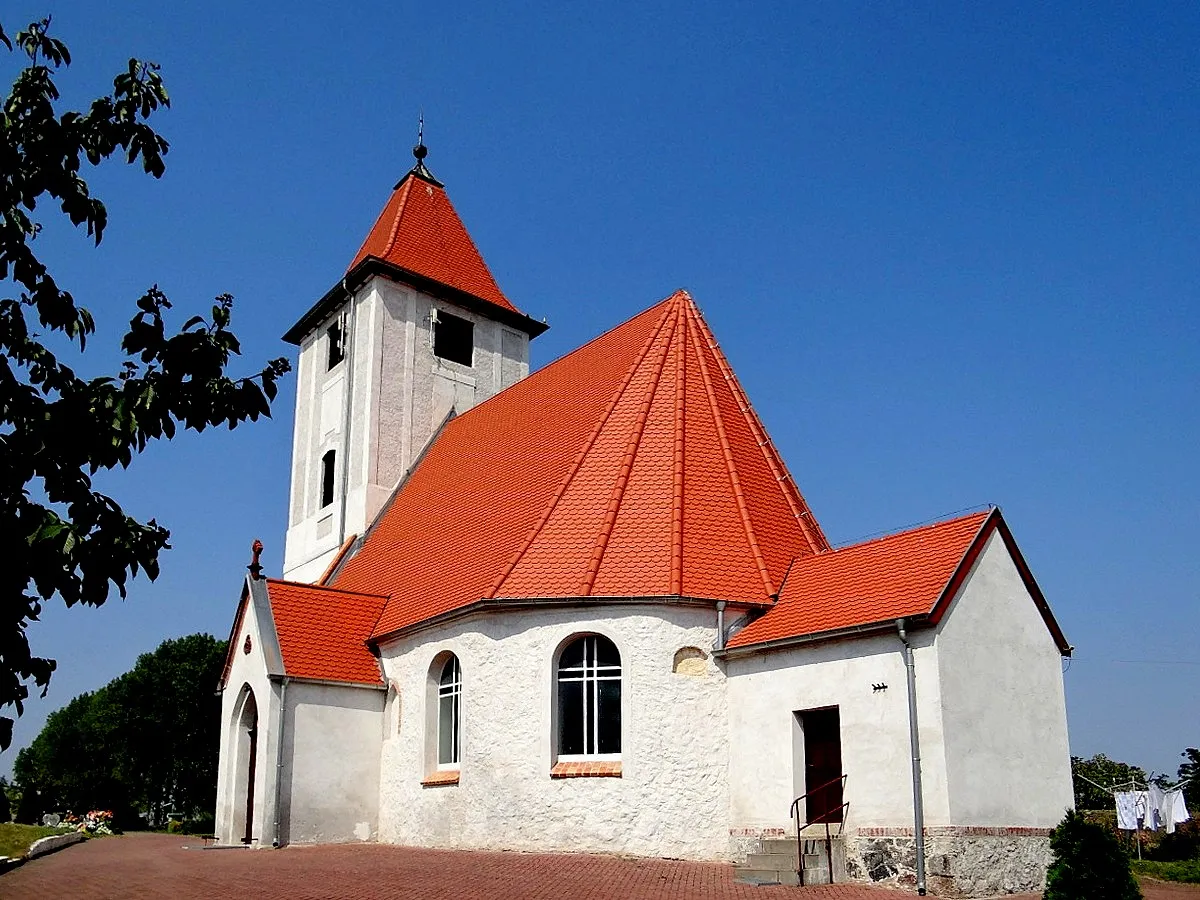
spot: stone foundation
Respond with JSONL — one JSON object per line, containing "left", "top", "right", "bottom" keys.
{"left": 845, "top": 827, "right": 1052, "bottom": 898}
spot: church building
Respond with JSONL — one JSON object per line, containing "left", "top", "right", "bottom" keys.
{"left": 214, "top": 143, "right": 1074, "bottom": 897}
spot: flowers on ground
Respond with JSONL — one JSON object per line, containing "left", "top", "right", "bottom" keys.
{"left": 61, "top": 810, "right": 114, "bottom": 836}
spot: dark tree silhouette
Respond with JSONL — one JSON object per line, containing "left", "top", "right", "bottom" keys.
{"left": 0, "top": 18, "right": 288, "bottom": 748}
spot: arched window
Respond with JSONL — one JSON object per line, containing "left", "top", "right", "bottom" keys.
{"left": 437, "top": 655, "right": 461, "bottom": 767}
{"left": 557, "top": 635, "right": 621, "bottom": 758}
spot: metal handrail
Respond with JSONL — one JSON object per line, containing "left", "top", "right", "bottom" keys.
{"left": 788, "top": 772, "right": 847, "bottom": 823}
{"left": 789, "top": 774, "right": 848, "bottom": 887}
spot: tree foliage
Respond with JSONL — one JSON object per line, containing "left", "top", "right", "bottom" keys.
{"left": 0, "top": 18, "right": 289, "bottom": 748}
{"left": 1044, "top": 808, "right": 1142, "bottom": 900}
{"left": 12, "top": 633, "right": 226, "bottom": 826}
{"left": 1072, "top": 754, "right": 1149, "bottom": 811}
{"left": 1180, "top": 749, "right": 1199, "bottom": 814}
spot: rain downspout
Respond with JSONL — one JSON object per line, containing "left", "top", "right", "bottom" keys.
{"left": 272, "top": 676, "right": 289, "bottom": 848}
{"left": 337, "top": 278, "right": 355, "bottom": 547}
{"left": 715, "top": 601, "right": 727, "bottom": 650}
{"left": 896, "top": 618, "right": 927, "bottom": 895}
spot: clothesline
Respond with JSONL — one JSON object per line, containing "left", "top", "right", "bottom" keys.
{"left": 1078, "top": 773, "right": 1193, "bottom": 795}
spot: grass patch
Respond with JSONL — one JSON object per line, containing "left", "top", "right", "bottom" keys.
{"left": 1132, "top": 858, "right": 1200, "bottom": 884}
{"left": 0, "top": 823, "right": 74, "bottom": 858}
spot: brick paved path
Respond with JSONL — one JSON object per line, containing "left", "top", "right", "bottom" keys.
{"left": 0, "top": 833, "right": 903, "bottom": 900}
{"left": 4, "top": 833, "right": 1197, "bottom": 899}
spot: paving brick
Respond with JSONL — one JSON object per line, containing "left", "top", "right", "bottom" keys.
{"left": 1, "top": 833, "right": 903, "bottom": 899}
{"left": 6, "top": 834, "right": 1195, "bottom": 899}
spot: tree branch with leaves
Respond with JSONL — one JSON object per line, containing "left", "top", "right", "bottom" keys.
{"left": 0, "top": 17, "right": 290, "bottom": 749}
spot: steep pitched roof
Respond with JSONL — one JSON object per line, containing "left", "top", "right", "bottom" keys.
{"left": 333, "top": 290, "right": 829, "bottom": 640}
{"left": 265, "top": 580, "right": 388, "bottom": 684}
{"left": 348, "top": 166, "right": 518, "bottom": 314}
{"left": 725, "top": 508, "right": 1070, "bottom": 654}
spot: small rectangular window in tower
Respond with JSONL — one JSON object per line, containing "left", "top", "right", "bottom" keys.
{"left": 433, "top": 311, "right": 474, "bottom": 367}
{"left": 326, "top": 320, "right": 345, "bottom": 370}
{"left": 320, "top": 449, "right": 336, "bottom": 509}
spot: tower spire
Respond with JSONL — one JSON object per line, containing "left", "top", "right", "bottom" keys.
{"left": 400, "top": 111, "right": 443, "bottom": 188}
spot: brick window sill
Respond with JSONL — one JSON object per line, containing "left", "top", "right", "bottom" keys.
{"left": 550, "top": 761, "right": 622, "bottom": 778}
{"left": 421, "top": 770, "right": 460, "bottom": 787}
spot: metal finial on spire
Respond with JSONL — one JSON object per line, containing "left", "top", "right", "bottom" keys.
{"left": 413, "top": 112, "right": 427, "bottom": 161}
{"left": 399, "top": 110, "right": 443, "bottom": 188}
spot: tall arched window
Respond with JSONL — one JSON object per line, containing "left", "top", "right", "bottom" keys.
{"left": 557, "top": 635, "right": 621, "bottom": 758}
{"left": 437, "top": 655, "right": 461, "bottom": 767}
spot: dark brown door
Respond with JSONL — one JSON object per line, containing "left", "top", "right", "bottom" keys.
{"left": 802, "top": 707, "right": 843, "bottom": 823}
{"left": 243, "top": 719, "right": 258, "bottom": 844}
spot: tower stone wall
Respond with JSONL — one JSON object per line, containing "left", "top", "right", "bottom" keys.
{"left": 282, "top": 274, "right": 530, "bottom": 583}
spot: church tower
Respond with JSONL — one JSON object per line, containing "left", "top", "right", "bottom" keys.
{"left": 280, "top": 141, "right": 548, "bottom": 583}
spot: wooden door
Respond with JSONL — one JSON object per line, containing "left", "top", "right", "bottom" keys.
{"left": 802, "top": 707, "right": 843, "bottom": 824}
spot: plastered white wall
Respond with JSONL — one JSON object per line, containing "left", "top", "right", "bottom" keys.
{"left": 934, "top": 530, "right": 1073, "bottom": 826}
{"left": 375, "top": 604, "right": 731, "bottom": 860}
{"left": 283, "top": 275, "right": 530, "bottom": 582}
{"left": 215, "top": 592, "right": 283, "bottom": 847}
{"left": 725, "top": 631, "right": 951, "bottom": 833}
{"left": 279, "top": 682, "right": 385, "bottom": 844}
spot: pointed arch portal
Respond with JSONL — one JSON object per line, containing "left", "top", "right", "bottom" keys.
{"left": 232, "top": 686, "right": 259, "bottom": 844}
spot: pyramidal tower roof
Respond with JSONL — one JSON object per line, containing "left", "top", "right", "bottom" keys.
{"left": 348, "top": 144, "right": 517, "bottom": 313}
{"left": 332, "top": 290, "right": 830, "bottom": 640}
{"left": 284, "top": 140, "right": 546, "bottom": 344}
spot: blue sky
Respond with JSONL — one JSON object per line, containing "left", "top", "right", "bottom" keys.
{"left": 1, "top": 1, "right": 1197, "bottom": 781}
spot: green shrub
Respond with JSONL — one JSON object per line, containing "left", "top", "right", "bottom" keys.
{"left": 1044, "top": 809, "right": 1142, "bottom": 900}
{"left": 166, "top": 819, "right": 183, "bottom": 834}
{"left": 1146, "top": 821, "right": 1200, "bottom": 862}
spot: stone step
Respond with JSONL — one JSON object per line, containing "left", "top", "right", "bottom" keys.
{"left": 734, "top": 868, "right": 800, "bottom": 887}
{"left": 744, "top": 852, "right": 796, "bottom": 870}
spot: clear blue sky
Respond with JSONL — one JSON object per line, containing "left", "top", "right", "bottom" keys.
{"left": 2, "top": 1, "right": 1197, "bottom": 781}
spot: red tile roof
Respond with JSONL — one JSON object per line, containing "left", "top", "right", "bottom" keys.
{"left": 349, "top": 170, "right": 518, "bottom": 314}
{"left": 333, "top": 290, "right": 830, "bottom": 639}
{"left": 266, "top": 580, "right": 388, "bottom": 685}
{"left": 726, "top": 510, "right": 991, "bottom": 649}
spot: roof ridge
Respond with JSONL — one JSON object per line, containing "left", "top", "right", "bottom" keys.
{"left": 578, "top": 300, "right": 680, "bottom": 595}
{"left": 685, "top": 305, "right": 776, "bottom": 600}
{"left": 487, "top": 300, "right": 679, "bottom": 598}
{"left": 381, "top": 176, "right": 415, "bottom": 260}
{"left": 670, "top": 298, "right": 686, "bottom": 595}
{"left": 426, "top": 183, "right": 453, "bottom": 284}
{"left": 688, "top": 302, "right": 830, "bottom": 555}
{"left": 265, "top": 578, "right": 390, "bottom": 600}
{"left": 819, "top": 508, "right": 994, "bottom": 557}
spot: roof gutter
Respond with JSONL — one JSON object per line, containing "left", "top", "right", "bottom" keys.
{"left": 369, "top": 594, "right": 767, "bottom": 648}
{"left": 714, "top": 614, "right": 933, "bottom": 659}
{"left": 268, "top": 674, "right": 386, "bottom": 692}
{"left": 283, "top": 258, "right": 549, "bottom": 345}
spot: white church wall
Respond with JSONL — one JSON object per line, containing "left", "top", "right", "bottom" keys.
{"left": 933, "top": 529, "right": 1073, "bottom": 827}
{"left": 375, "top": 603, "right": 731, "bottom": 860}
{"left": 724, "top": 631, "right": 951, "bottom": 838}
{"left": 279, "top": 681, "right": 385, "bottom": 844}
{"left": 283, "top": 276, "right": 530, "bottom": 583}
{"left": 215, "top": 594, "right": 283, "bottom": 847}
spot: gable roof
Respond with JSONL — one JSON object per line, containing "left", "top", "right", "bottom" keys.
{"left": 724, "top": 508, "right": 1070, "bottom": 654}
{"left": 265, "top": 580, "right": 388, "bottom": 685}
{"left": 333, "top": 290, "right": 829, "bottom": 641}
